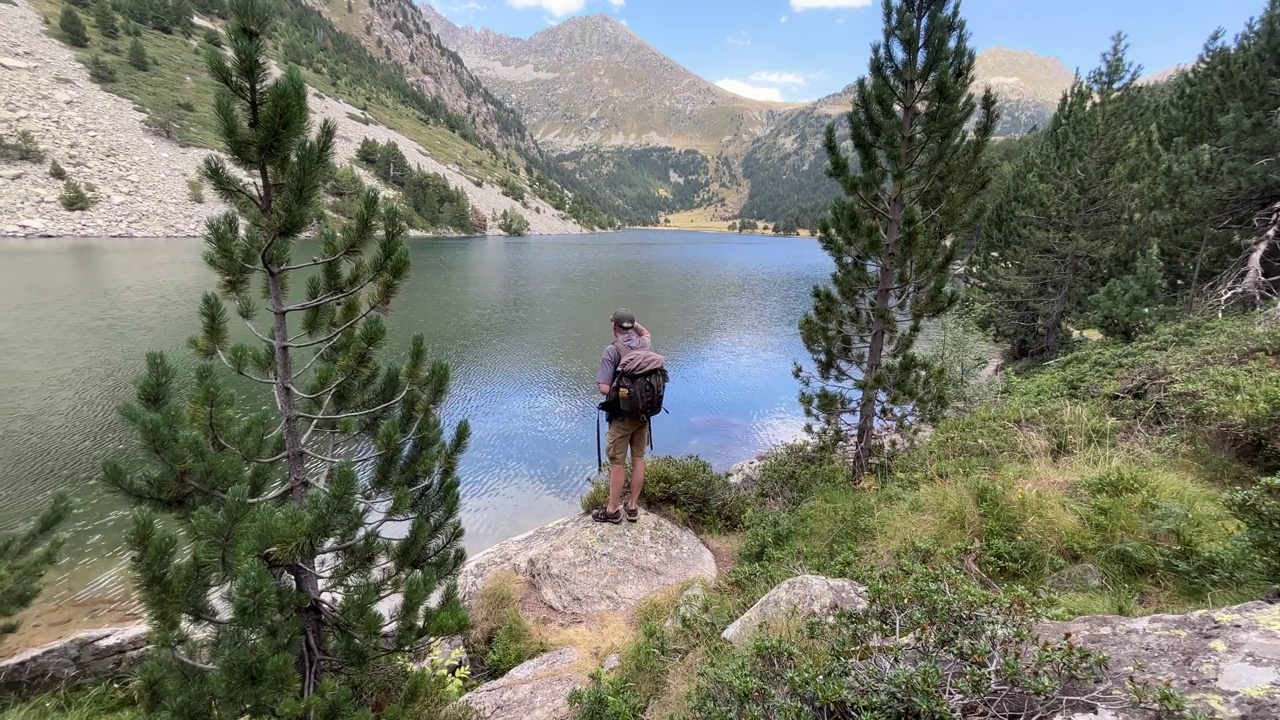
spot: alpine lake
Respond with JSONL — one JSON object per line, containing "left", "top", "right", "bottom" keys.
{"left": 0, "top": 229, "right": 832, "bottom": 650}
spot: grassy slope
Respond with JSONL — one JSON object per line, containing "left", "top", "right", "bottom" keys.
{"left": 33, "top": 0, "right": 530, "bottom": 194}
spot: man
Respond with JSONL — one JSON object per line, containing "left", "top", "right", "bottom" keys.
{"left": 592, "top": 308, "right": 650, "bottom": 524}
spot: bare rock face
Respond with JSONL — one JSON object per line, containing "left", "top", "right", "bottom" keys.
{"left": 457, "top": 512, "right": 717, "bottom": 621}
{"left": 457, "top": 647, "right": 585, "bottom": 720}
{"left": 722, "top": 574, "right": 869, "bottom": 645}
{"left": 0, "top": 623, "right": 149, "bottom": 695}
{"left": 1044, "top": 601, "right": 1280, "bottom": 719}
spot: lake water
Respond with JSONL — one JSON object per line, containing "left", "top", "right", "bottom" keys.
{"left": 0, "top": 230, "right": 830, "bottom": 643}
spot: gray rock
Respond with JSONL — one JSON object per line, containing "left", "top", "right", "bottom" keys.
{"left": 1046, "top": 563, "right": 1103, "bottom": 593}
{"left": 52, "top": 91, "right": 71, "bottom": 103}
{"left": 667, "top": 583, "right": 709, "bottom": 631}
{"left": 0, "top": 58, "right": 32, "bottom": 70}
{"left": 0, "top": 623, "right": 149, "bottom": 695}
{"left": 16, "top": 219, "right": 44, "bottom": 229}
{"left": 3, "top": 225, "right": 20, "bottom": 233}
{"left": 725, "top": 458, "right": 764, "bottom": 490}
{"left": 1043, "top": 601, "right": 1280, "bottom": 719}
{"left": 0, "top": 169, "right": 25, "bottom": 180}
{"left": 457, "top": 647, "right": 585, "bottom": 720}
{"left": 723, "top": 574, "right": 869, "bottom": 645}
{"left": 457, "top": 513, "right": 717, "bottom": 620}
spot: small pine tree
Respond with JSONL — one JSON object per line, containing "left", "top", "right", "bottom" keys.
{"left": 102, "top": 0, "right": 470, "bottom": 714}
{"left": 127, "top": 36, "right": 149, "bottom": 70}
{"left": 48, "top": 158, "right": 67, "bottom": 180}
{"left": 60, "top": 4, "right": 90, "bottom": 47}
{"left": 797, "top": 0, "right": 996, "bottom": 475}
{"left": 59, "top": 179, "right": 93, "bottom": 210}
{"left": 168, "top": 0, "right": 193, "bottom": 35}
{"left": 93, "top": 0, "right": 119, "bottom": 39}
{"left": 0, "top": 494, "right": 70, "bottom": 646}
{"left": 87, "top": 54, "right": 117, "bottom": 82}
{"left": 1088, "top": 245, "right": 1170, "bottom": 342}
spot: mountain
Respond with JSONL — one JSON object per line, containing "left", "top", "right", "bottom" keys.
{"left": 738, "top": 48, "right": 1075, "bottom": 226}
{"left": 307, "top": 0, "right": 532, "bottom": 155}
{"left": 419, "top": 9, "right": 797, "bottom": 153}
{"left": 1, "top": 0, "right": 609, "bottom": 237}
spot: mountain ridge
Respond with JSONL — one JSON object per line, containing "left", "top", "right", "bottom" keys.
{"left": 419, "top": 7, "right": 797, "bottom": 153}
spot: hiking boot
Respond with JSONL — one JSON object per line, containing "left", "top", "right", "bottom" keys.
{"left": 591, "top": 507, "right": 623, "bottom": 524}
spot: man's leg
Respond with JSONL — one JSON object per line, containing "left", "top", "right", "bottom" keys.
{"left": 627, "top": 421, "right": 649, "bottom": 511}
{"left": 605, "top": 421, "right": 628, "bottom": 514}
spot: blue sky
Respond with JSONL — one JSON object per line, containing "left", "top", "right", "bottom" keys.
{"left": 429, "top": 0, "right": 1267, "bottom": 103}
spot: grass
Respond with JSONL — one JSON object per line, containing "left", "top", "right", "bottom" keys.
{"left": 0, "top": 685, "right": 141, "bottom": 720}
{"left": 466, "top": 571, "right": 549, "bottom": 678}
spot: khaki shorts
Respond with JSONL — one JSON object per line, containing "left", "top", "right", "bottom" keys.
{"left": 606, "top": 417, "right": 649, "bottom": 466}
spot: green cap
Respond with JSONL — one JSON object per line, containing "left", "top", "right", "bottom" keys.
{"left": 610, "top": 308, "right": 636, "bottom": 329}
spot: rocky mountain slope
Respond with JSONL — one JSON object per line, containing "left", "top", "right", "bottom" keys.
{"left": 420, "top": 9, "right": 796, "bottom": 153}
{"left": 0, "top": 0, "right": 589, "bottom": 237}
{"left": 738, "top": 47, "right": 1074, "bottom": 226}
{"left": 306, "top": 0, "right": 532, "bottom": 156}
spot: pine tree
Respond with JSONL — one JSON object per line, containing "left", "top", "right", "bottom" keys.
{"left": 168, "top": 0, "right": 193, "bottom": 36}
{"left": 976, "top": 35, "right": 1151, "bottom": 359}
{"left": 101, "top": 0, "right": 470, "bottom": 715}
{"left": 0, "top": 494, "right": 70, "bottom": 646}
{"left": 48, "top": 158, "right": 67, "bottom": 180}
{"left": 87, "top": 53, "right": 117, "bottom": 83}
{"left": 60, "top": 4, "right": 90, "bottom": 47}
{"left": 1089, "top": 245, "right": 1170, "bottom": 342}
{"left": 796, "top": 0, "right": 996, "bottom": 474}
{"left": 94, "top": 0, "right": 120, "bottom": 39}
{"left": 128, "top": 36, "right": 149, "bottom": 70}
{"left": 60, "top": 178, "right": 93, "bottom": 210}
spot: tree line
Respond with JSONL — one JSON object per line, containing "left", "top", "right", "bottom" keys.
{"left": 356, "top": 137, "right": 476, "bottom": 234}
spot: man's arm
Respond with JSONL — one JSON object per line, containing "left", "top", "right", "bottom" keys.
{"left": 598, "top": 383, "right": 611, "bottom": 395}
{"left": 596, "top": 345, "right": 618, "bottom": 395}
{"left": 635, "top": 323, "right": 649, "bottom": 337}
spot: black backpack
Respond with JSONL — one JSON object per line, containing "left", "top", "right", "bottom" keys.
{"left": 611, "top": 340, "right": 668, "bottom": 419}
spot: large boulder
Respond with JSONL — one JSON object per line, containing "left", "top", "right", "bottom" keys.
{"left": 722, "top": 574, "right": 869, "bottom": 645}
{"left": 457, "top": 647, "right": 586, "bottom": 720}
{"left": 457, "top": 513, "right": 717, "bottom": 620}
{"left": 1045, "top": 601, "right": 1280, "bottom": 719}
{"left": 0, "top": 623, "right": 149, "bottom": 695}
{"left": 725, "top": 458, "right": 764, "bottom": 490}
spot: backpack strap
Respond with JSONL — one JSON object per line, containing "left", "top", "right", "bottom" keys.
{"left": 613, "top": 339, "right": 637, "bottom": 361}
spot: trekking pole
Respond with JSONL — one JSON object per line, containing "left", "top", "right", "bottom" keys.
{"left": 596, "top": 408, "right": 602, "bottom": 471}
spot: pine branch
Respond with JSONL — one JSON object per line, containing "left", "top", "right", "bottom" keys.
{"left": 296, "top": 386, "right": 410, "bottom": 422}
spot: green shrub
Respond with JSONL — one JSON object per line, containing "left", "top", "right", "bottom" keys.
{"left": 59, "top": 4, "right": 89, "bottom": 46}
{"left": 201, "top": 27, "right": 222, "bottom": 47}
{"left": 127, "top": 37, "right": 148, "bottom": 70}
{"left": 500, "top": 176, "right": 525, "bottom": 201}
{"left": 497, "top": 208, "right": 529, "bottom": 236}
{"left": 48, "top": 159, "right": 66, "bottom": 180}
{"left": 93, "top": 0, "right": 119, "bottom": 39}
{"left": 1227, "top": 475, "right": 1280, "bottom": 582}
{"left": 580, "top": 456, "right": 746, "bottom": 533}
{"left": 186, "top": 177, "right": 204, "bottom": 203}
{"left": 467, "top": 572, "right": 547, "bottom": 678}
{"left": 86, "top": 54, "right": 116, "bottom": 83}
{"left": 683, "top": 561, "right": 1116, "bottom": 720}
{"left": 0, "top": 130, "right": 45, "bottom": 162}
{"left": 0, "top": 683, "right": 142, "bottom": 719}
{"left": 59, "top": 179, "right": 93, "bottom": 211}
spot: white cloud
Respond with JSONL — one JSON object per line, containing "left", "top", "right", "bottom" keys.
{"left": 790, "top": 0, "right": 871, "bottom": 10}
{"left": 715, "top": 79, "right": 784, "bottom": 102}
{"left": 750, "top": 70, "right": 808, "bottom": 85}
{"left": 618, "top": 17, "right": 627, "bottom": 24}
{"left": 780, "top": 15, "right": 788, "bottom": 23}
{"left": 507, "top": 0, "right": 585, "bottom": 17}
{"left": 439, "top": 0, "right": 486, "bottom": 16}
{"left": 606, "top": 0, "right": 625, "bottom": 6}
{"left": 726, "top": 30, "right": 751, "bottom": 46}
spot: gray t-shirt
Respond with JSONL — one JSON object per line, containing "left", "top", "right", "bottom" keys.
{"left": 596, "top": 332, "right": 651, "bottom": 387}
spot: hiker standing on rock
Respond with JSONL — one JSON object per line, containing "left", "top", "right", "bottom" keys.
{"left": 593, "top": 308, "right": 667, "bottom": 524}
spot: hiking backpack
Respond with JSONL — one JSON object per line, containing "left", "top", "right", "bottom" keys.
{"left": 611, "top": 340, "right": 668, "bottom": 419}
